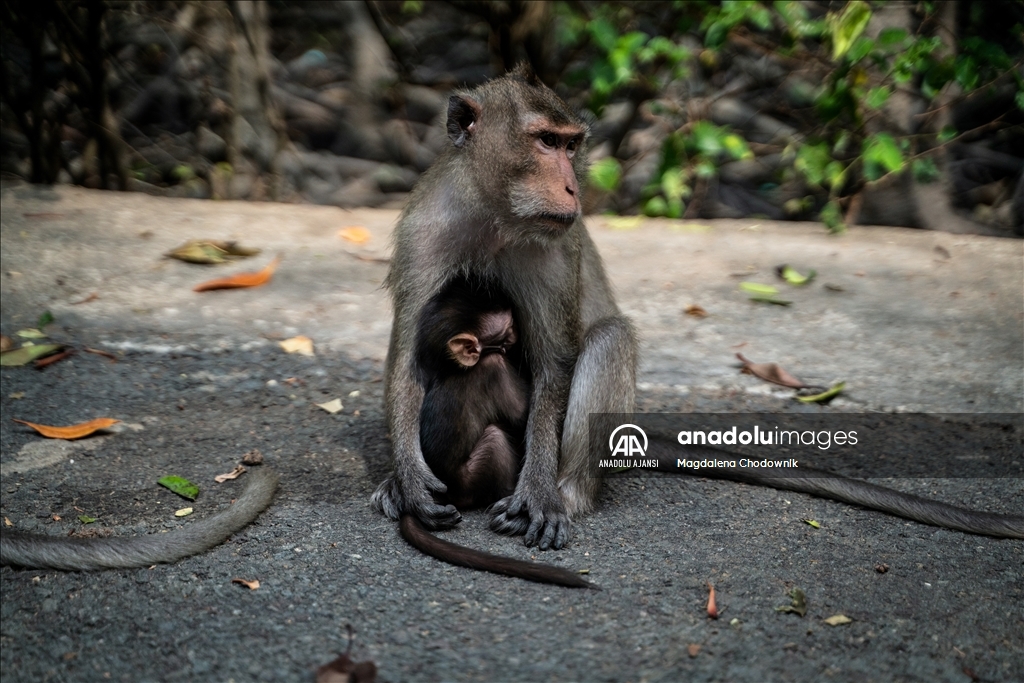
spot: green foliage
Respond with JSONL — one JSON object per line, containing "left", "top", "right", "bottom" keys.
{"left": 826, "top": 1, "right": 871, "bottom": 61}
{"left": 589, "top": 157, "right": 623, "bottom": 192}
{"left": 641, "top": 123, "right": 750, "bottom": 218}
{"left": 578, "top": 7, "right": 690, "bottom": 111}
{"left": 556, "top": 0, "right": 1021, "bottom": 232}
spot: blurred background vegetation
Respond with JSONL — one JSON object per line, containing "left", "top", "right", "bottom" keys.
{"left": 1, "top": 0, "right": 1021, "bottom": 234}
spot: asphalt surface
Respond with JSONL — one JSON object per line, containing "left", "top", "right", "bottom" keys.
{"left": 1, "top": 182, "right": 1022, "bottom": 683}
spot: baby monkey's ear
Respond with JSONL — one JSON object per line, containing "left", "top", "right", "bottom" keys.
{"left": 447, "top": 333, "right": 482, "bottom": 367}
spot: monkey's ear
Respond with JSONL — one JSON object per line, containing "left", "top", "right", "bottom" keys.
{"left": 448, "top": 333, "right": 481, "bottom": 367}
{"left": 447, "top": 96, "right": 480, "bottom": 148}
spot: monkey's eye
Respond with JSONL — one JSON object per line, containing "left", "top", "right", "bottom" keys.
{"left": 539, "top": 133, "right": 558, "bottom": 149}
{"left": 566, "top": 138, "right": 578, "bottom": 158}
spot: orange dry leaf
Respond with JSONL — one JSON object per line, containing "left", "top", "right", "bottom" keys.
{"left": 231, "top": 578, "right": 260, "bottom": 590}
{"left": 736, "top": 353, "right": 807, "bottom": 389}
{"left": 706, "top": 581, "right": 719, "bottom": 619}
{"left": 12, "top": 417, "right": 119, "bottom": 439}
{"left": 338, "top": 226, "right": 371, "bottom": 244}
{"left": 193, "top": 256, "right": 280, "bottom": 292}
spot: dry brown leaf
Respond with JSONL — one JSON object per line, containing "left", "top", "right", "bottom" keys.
{"left": 215, "top": 465, "right": 246, "bottom": 483}
{"left": 736, "top": 353, "right": 807, "bottom": 389}
{"left": 0, "top": 335, "right": 12, "bottom": 353}
{"left": 316, "top": 653, "right": 377, "bottom": 683}
{"left": 231, "top": 578, "right": 260, "bottom": 590}
{"left": 687, "top": 643, "right": 702, "bottom": 658}
{"left": 12, "top": 417, "right": 119, "bottom": 440}
{"left": 193, "top": 256, "right": 280, "bottom": 292}
{"left": 34, "top": 348, "right": 75, "bottom": 368}
{"left": 84, "top": 347, "right": 118, "bottom": 361}
{"left": 338, "top": 226, "right": 371, "bottom": 244}
{"left": 280, "top": 335, "right": 315, "bottom": 356}
{"left": 72, "top": 292, "right": 100, "bottom": 305}
{"left": 684, "top": 304, "right": 708, "bottom": 318}
{"left": 4, "top": 517, "right": 11, "bottom": 527}
{"left": 706, "top": 581, "right": 719, "bottom": 619}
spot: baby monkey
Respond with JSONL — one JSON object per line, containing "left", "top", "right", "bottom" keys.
{"left": 402, "top": 279, "right": 592, "bottom": 588}
{"left": 417, "top": 280, "right": 530, "bottom": 510}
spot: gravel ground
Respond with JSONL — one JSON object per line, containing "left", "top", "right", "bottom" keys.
{"left": 1, "top": 183, "right": 1021, "bottom": 682}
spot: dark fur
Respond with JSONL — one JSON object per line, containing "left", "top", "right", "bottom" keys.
{"left": 417, "top": 278, "right": 529, "bottom": 510}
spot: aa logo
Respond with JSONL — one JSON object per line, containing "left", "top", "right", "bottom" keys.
{"left": 608, "top": 424, "right": 648, "bottom": 458}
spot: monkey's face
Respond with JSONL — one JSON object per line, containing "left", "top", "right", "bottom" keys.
{"left": 445, "top": 67, "right": 589, "bottom": 235}
{"left": 507, "top": 118, "right": 586, "bottom": 227}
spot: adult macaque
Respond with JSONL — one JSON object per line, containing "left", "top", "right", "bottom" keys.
{"left": 1, "top": 469, "right": 278, "bottom": 570}
{"left": 373, "top": 65, "right": 1022, "bottom": 587}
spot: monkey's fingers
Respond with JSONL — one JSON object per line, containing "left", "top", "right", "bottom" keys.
{"left": 489, "top": 498, "right": 532, "bottom": 537}
{"left": 525, "top": 514, "right": 570, "bottom": 551}
{"left": 411, "top": 502, "right": 462, "bottom": 530}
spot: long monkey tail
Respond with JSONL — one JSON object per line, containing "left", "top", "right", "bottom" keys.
{"left": 399, "top": 514, "right": 597, "bottom": 588}
{"left": 1, "top": 468, "right": 280, "bottom": 570}
{"left": 653, "top": 440, "right": 1024, "bottom": 539}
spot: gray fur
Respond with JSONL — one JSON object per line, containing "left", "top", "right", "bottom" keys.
{"left": 1, "top": 469, "right": 279, "bottom": 570}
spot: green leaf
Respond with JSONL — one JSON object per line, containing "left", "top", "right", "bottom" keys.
{"left": 740, "top": 282, "right": 780, "bottom": 296}
{"left": 1016, "top": 91, "right": 1024, "bottom": 112}
{"left": 863, "top": 133, "right": 904, "bottom": 174}
{"left": 877, "top": 27, "right": 907, "bottom": 49}
{"left": 78, "top": 515, "right": 97, "bottom": 524}
{"left": 865, "top": 86, "right": 891, "bottom": 109}
{"left": 937, "top": 126, "right": 957, "bottom": 143}
{"left": 820, "top": 199, "right": 845, "bottom": 233}
{"left": 691, "top": 121, "right": 724, "bottom": 156}
{"left": 643, "top": 196, "right": 668, "bottom": 217}
{"left": 954, "top": 57, "right": 978, "bottom": 91}
{"left": 912, "top": 158, "right": 940, "bottom": 183}
{"left": 16, "top": 329, "right": 47, "bottom": 339}
{"left": 723, "top": 134, "right": 752, "bottom": 160}
{"left": 795, "top": 143, "right": 830, "bottom": 186}
{"left": 828, "top": 1, "right": 872, "bottom": 61}
{"left": 37, "top": 311, "right": 54, "bottom": 328}
{"left": 825, "top": 161, "right": 846, "bottom": 190}
{"left": 779, "top": 266, "right": 817, "bottom": 286}
{"left": 158, "top": 475, "right": 199, "bottom": 501}
{"left": 804, "top": 519, "right": 821, "bottom": 528}
{"left": 171, "top": 165, "right": 195, "bottom": 182}
{"left": 0, "top": 344, "right": 64, "bottom": 366}
{"left": 847, "top": 36, "right": 874, "bottom": 64}
{"left": 589, "top": 158, "right": 622, "bottom": 192}
{"left": 796, "top": 381, "right": 846, "bottom": 403}
{"left": 590, "top": 17, "right": 618, "bottom": 52}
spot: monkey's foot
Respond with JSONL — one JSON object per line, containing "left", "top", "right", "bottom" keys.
{"left": 489, "top": 494, "right": 570, "bottom": 550}
{"left": 371, "top": 475, "right": 462, "bottom": 530}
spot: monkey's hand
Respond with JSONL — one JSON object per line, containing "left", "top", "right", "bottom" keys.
{"left": 489, "top": 489, "right": 570, "bottom": 551}
{"left": 371, "top": 472, "right": 462, "bottom": 530}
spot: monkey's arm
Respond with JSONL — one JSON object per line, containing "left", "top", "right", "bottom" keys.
{"left": 372, "top": 313, "right": 462, "bottom": 530}
{"left": 1, "top": 468, "right": 279, "bottom": 570}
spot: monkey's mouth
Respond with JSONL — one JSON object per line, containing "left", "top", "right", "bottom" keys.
{"left": 536, "top": 212, "right": 578, "bottom": 226}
